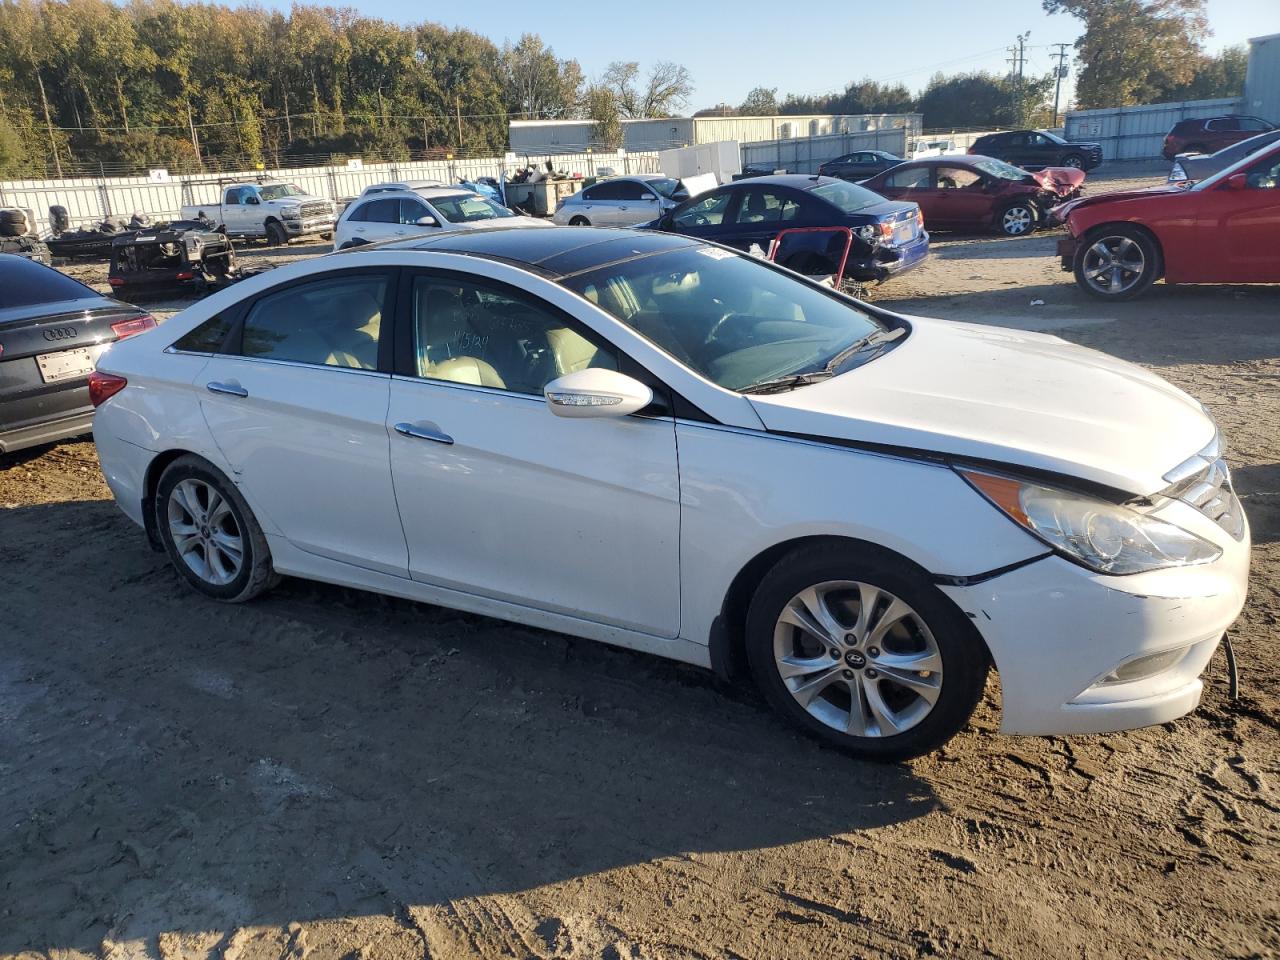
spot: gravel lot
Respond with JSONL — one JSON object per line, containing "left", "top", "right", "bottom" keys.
{"left": 2, "top": 167, "right": 1278, "bottom": 960}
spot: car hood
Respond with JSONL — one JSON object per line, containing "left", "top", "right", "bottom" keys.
{"left": 1052, "top": 183, "right": 1186, "bottom": 219}
{"left": 747, "top": 315, "right": 1213, "bottom": 496}
{"left": 1031, "top": 167, "right": 1086, "bottom": 195}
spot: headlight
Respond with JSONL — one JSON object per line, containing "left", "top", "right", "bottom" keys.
{"left": 960, "top": 470, "right": 1220, "bottom": 574}
{"left": 281, "top": 206, "right": 301, "bottom": 220}
{"left": 1168, "top": 162, "right": 1187, "bottom": 183}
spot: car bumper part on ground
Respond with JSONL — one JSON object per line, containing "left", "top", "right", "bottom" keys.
{"left": 941, "top": 525, "right": 1250, "bottom": 735}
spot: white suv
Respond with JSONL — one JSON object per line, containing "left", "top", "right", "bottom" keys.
{"left": 333, "top": 187, "right": 548, "bottom": 250}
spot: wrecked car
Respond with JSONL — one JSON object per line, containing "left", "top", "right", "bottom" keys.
{"left": 861, "top": 156, "right": 1085, "bottom": 236}
{"left": 642, "top": 174, "right": 928, "bottom": 290}
{"left": 108, "top": 221, "right": 237, "bottom": 297}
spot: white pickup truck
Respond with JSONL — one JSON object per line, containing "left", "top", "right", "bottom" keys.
{"left": 180, "top": 182, "right": 335, "bottom": 245}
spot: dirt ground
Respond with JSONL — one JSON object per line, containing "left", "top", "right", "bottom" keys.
{"left": 2, "top": 168, "right": 1278, "bottom": 960}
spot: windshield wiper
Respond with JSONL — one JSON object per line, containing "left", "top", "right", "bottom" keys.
{"left": 742, "top": 327, "right": 906, "bottom": 395}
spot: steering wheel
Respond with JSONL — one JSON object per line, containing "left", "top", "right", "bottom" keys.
{"left": 702, "top": 310, "right": 741, "bottom": 349}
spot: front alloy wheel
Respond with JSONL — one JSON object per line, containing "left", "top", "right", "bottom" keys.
{"left": 744, "top": 545, "right": 988, "bottom": 760}
{"left": 1074, "top": 226, "right": 1159, "bottom": 300}
{"left": 999, "top": 203, "right": 1036, "bottom": 236}
{"left": 772, "top": 580, "right": 943, "bottom": 738}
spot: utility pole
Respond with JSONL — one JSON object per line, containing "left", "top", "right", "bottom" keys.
{"left": 455, "top": 96, "right": 463, "bottom": 153}
{"left": 1007, "top": 32, "right": 1030, "bottom": 126}
{"left": 1051, "top": 43, "right": 1070, "bottom": 124}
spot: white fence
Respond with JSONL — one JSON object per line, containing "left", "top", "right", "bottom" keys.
{"left": 741, "top": 129, "right": 910, "bottom": 174}
{"left": 1064, "top": 98, "right": 1243, "bottom": 161}
{"left": 0, "top": 150, "right": 663, "bottom": 235}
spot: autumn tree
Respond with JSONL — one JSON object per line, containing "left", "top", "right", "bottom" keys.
{"left": 584, "top": 84, "right": 623, "bottom": 150}
{"left": 601, "top": 60, "right": 694, "bottom": 118}
{"left": 1044, "top": 0, "right": 1209, "bottom": 107}
{"left": 739, "top": 87, "right": 779, "bottom": 116}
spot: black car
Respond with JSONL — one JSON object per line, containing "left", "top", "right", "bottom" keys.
{"left": 968, "top": 130, "right": 1103, "bottom": 171}
{"left": 0, "top": 254, "right": 154, "bottom": 454}
{"left": 817, "top": 150, "right": 903, "bottom": 181}
{"left": 643, "top": 175, "right": 929, "bottom": 284}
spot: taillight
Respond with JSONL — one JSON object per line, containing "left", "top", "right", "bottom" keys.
{"left": 108, "top": 277, "right": 124, "bottom": 287}
{"left": 878, "top": 221, "right": 894, "bottom": 241}
{"left": 916, "top": 207, "right": 925, "bottom": 229}
{"left": 88, "top": 371, "right": 127, "bottom": 407}
{"left": 175, "top": 271, "right": 195, "bottom": 281}
{"left": 110, "top": 314, "right": 157, "bottom": 340}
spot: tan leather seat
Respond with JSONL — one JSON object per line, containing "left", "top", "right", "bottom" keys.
{"left": 425, "top": 356, "right": 506, "bottom": 388}
{"left": 546, "top": 327, "right": 600, "bottom": 375}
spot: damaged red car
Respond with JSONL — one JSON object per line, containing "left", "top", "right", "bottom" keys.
{"left": 1054, "top": 140, "right": 1280, "bottom": 300}
{"left": 860, "top": 156, "right": 1085, "bottom": 236}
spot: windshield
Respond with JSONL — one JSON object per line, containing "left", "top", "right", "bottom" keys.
{"left": 972, "top": 157, "right": 1030, "bottom": 181}
{"left": 1039, "top": 130, "right": 1068, "bottom": 145}
{"left": 810, "top": 179, "right": 883, "bottom": 214}
{"left": 647, "top": 178, "right": 683, "bottom": 198}
{"left": 427, "top": 193, "right": 514, "bottom": 223}
{"left": 560, "top": 246, "right": 887, "bottom": 392}
{"left": 1193, "top": 142, "right": 1280, "bottom": 191}
{"left": 259, "top": 183, "right": 306, "bottom": 201}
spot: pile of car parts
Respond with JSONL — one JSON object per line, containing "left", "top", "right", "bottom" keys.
{"left": 0, "top": 206, "right": 52, "bottom": 264}
{"left": 108, "top": 220, "right": 238, "bottom": 297}
{"left": 47, "top": 207, "right": 154, "bottom": 260}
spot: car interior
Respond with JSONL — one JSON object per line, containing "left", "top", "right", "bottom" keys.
{"left": 412, "top": 278, "right": 613, "bottom": 394}
{"left": 241, "top": 278, "right": 384, "bottom": 370}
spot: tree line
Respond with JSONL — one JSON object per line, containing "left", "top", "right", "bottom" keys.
{"left": 0, "top": 0, "right": 694, "bottom": 177}
{"left": 0, "top": 0, "right": 1249, "bottom": 179}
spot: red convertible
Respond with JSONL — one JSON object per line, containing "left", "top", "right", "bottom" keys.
{"left": 860, "top": 155, "right": 1085, "bottom": 236}
{"left": 1055, "top": 140, "right": 1280, "bottom": 299}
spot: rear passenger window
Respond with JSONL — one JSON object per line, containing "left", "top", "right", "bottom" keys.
{"left": 411, "top": 275, "right": 616, "bottom": 395}
{"left": 240, "top": 274, "right": 387, "bottom": 370}
{"left": 173, "top": 314, "right": 233, "bottom": 353}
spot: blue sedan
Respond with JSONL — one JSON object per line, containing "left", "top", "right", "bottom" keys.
{"left": 641, "top": 175, "right": 929, "bottom": 285}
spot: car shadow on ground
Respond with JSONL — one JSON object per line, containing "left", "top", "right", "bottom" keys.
{"left": 0, "top": 499, "right": 946, "bottom": 955}
{"left": 1232, "top": 462, "right": 1280, "bottom": 545}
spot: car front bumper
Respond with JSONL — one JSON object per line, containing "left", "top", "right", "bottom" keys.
{"left": 940, "top": 519, "right": 1250, "bottom": 736}
{"left": 1056, "top": 232, "right": 1079, "bottom": 271}
{"left": 283, "top": 216, "right": 335, "bottom": 237}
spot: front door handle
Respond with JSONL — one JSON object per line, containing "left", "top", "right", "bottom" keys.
{"left": 394, "top": 421, "right": 453, "bottom": 445}
{"left": 207, "top": 381, "right": 248, "bottom": 398}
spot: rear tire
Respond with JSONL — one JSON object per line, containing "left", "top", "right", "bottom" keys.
{"left": 1073, "top": 224, "right": 1160, "bottom": 300}
{"left": 744, "top": 543, "right": 988, "bottom": 761}
{"left": 156, "top": 455, "right": 279, "bottom": 603}
{"left": 569, "top": 215, "right": 590, "bottom": 226}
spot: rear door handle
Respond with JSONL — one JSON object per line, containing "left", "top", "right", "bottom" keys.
{"left": 207, "top": 381, "right": 248, "bottom": 398}
{"left": 394, "top": 421, "right": 453, "bottom": 445}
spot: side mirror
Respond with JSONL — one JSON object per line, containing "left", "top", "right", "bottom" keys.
{"left": 415, "top": 215, "right": 439, "bottom": 226}
{"left": 544, "top": 369, "right": 652, "bottom": 419}
{"left": 646, "top": 195, "right": 657, "bottom": 201}
{"left": 1223, "top": 173, "right": 1250, "bottom": 191}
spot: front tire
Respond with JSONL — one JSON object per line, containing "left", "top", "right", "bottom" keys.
{"left": 569, "top": 215, "right": 590, "bottom": 226}
{"left": 1073, "top": 224, "right": 1160, "bottom": 300}
{"left": 1062, "top": 153, "right": 1084, "bottom": 169}
{"left": 744, "top": 544, "right": 988, "bottom": 761}
{"left": 265, "top": 220, "right": 288, "bottom": 246}
{"left": 156, "top": 455, "right": 278, "bottom": 603}
{"left": 997, "top": 202, "right": 1037, "bottom": 236}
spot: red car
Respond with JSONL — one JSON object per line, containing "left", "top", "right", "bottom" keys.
{"left": 861, "top": 156, "right": 1085, "bottom": 236}
{"left": 1162, "top": 115, "right": 1275, "bottom": 162}
{"left": 1054, "top": 140, "right": 1280, "bottom": 300}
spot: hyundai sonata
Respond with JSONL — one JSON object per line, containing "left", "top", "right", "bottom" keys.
{"left": 90, "top": 228, "right": 1249, "bottom": 760}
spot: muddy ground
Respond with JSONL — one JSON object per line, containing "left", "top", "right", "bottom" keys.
{"left": 2, "top": 168, "right": 1278, "bottom": 960}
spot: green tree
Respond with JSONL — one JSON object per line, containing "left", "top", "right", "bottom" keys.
{"left": 500, "top": 34, "right": 583, "bottom": 120}
{"left": 1044, "top": 0, "right": 1209, "bottom": 107}
{"left": 585, "top": 85, "right": 622, "bottom": 150}
{"left": 739, "top": 87, "right": 778, "bottom": 116}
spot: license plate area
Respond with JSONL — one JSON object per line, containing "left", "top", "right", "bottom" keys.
{"left": 893, "top": 221, "right": 914, "bottom": 245}
{"left": 36, "top": 345, "right": 100, "bottom": 384}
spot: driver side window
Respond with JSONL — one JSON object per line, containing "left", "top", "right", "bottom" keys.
{"left": 411, "top": 276, "right": 618, "bottom": 395}
{"left": 673, "top": 192, "right": 731, "bottom": 227}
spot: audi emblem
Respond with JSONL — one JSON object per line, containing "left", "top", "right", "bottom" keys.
{"left": 42, "top": 327, "right": 78, "bottom": 342}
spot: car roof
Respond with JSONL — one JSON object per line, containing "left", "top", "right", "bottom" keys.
{"left": 719, "top": 174, "right": 837, "bottom": 191}
{"left": 356, "top": 186, "right": 477, "bottom": 201}
{"left": 394, "top": 226, "right": 700, "bottom": 278}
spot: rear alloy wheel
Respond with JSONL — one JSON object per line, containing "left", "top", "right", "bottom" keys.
{"left": 156, "top": 455, "right": 278, "bottom": 602}
{"left": 1062, "top": 153, "right": 1085, "bottom": 169}
{"left": 998, "top": 202, "right": 1037, "bottom": 236}
{"left": 745, "top": 545, "right": 988, "bottom": 760}
{"left": 1074, "top": 226, "right": 1160, "bottom": 300}
{"left": 569, "top": 215, "right": 590, "bottom": 226}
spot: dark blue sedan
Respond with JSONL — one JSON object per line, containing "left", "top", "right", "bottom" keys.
{"left": 641, "top": 175, "right": 929, "bottom": 285}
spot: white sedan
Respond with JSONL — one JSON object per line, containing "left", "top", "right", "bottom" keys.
{"left": 89, "top": 227, "right": 1249, "bottom": 760}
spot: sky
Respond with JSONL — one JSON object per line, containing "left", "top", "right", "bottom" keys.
{"left": 232, "top": 0, "right": 1280, "bottom": 112}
